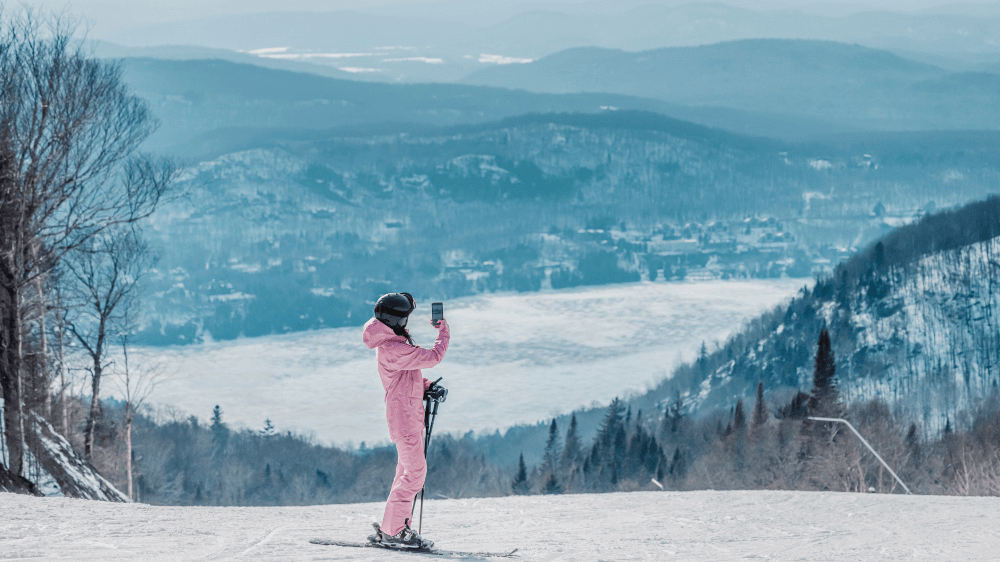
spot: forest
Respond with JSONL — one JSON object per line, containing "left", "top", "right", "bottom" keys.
{"left": 57, "top": 349, "right": 1000, "bottom": 505}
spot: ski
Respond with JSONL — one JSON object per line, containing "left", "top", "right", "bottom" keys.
{"left": 309, "top": 539, "right": 519, "bottom": 558}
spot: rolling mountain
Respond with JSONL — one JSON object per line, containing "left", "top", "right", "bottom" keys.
{"left": 462, "top": 39, "right": 1000, "bottom": 131}
{"left": 105, "top": 4, "right": 1000, "bottom": 77}
{"left": 136, "top": 111, "right": 1000, "bottom": 344}
{"left": 118, "top": 58, "right": 712, "bottom": 152}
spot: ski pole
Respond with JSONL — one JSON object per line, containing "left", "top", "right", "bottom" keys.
{"left": 420, "top": 397, "right": 442, "bottom": 534}
{"left": 411, "top": 393, "right": 442, "bottom": 534}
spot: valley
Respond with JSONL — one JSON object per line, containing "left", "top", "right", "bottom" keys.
{"left": 120, "top": 278, "right": 809, "bottom": 446}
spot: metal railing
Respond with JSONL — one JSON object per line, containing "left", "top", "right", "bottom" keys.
{"left": 808, "top": 416, "right": 913, "bottom": 495}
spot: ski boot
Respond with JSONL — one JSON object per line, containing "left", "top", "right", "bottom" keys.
{"left": 372, "top": 518, "right": 433, "bottom": 550}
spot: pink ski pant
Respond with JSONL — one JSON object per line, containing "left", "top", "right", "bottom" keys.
{"left": 382, "top": 432, "right": 426, "bottom": 536}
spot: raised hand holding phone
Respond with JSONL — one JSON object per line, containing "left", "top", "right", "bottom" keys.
{"left": 431, "top": 302, "right": 444, "bottom": 328}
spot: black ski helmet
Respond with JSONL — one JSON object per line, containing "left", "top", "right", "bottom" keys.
{"left": 374, "top": 292, "right": 415, "bottom": 328}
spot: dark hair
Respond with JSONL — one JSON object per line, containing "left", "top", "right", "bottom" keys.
{"left": 391, "top": 324, "right": 416, "bottom": 347}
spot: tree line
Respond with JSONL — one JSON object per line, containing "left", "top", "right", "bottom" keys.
{"left": 68, "top": 400, "right": 509, "bottom": 506}
{"left": 512, "top": 328, "right": 1000, "bottom": 497}
{"left": 74, "top": 327, "right": 998, "bottom": 505}
{"left": 27, "top": 321, "right": 999, "bottom": 504}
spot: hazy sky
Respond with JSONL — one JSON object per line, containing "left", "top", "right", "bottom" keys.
{"left": 26, "top": 0, "right": 1000, "bottom": 37}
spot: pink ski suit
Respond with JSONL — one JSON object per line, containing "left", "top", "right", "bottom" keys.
{"left": 362, "top": 317, "right": 450, "bottom": 536}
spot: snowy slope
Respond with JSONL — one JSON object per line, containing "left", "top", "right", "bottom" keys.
{"left": 841, "top": 236, "right": 1000, "bottom": 431}
{"left": 120, "top": 278, "right": 808, "bottom": 445}
{"left": 1, "top": 489, "right": 997, "bottom": 560}
{"left": 683, "top": 234, "right": 1000, "bottom": 435}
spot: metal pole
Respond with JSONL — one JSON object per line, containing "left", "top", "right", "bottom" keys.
{"left": 808, "top": 416, "right": 912, "bottom": 495}
{"left": 418, "top": 398, "right": 440, "bottom": 534}
{"left": 411, "top": 395, "right": 441, "bottom": 534}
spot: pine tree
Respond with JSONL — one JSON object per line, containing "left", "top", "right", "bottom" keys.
{"left": 210, "top": 405, "right": 228, "bottom": 452}
{"left": 596, "top": 398, "right": 625, "bottom": 452}
{"left": 669, "top": 447, "right": 686, "bottom": 480}
{"left": 542, "top": 419, "right": 561, "bottom": 476}
{"left": 873, "top": 241, "right": 886, "bottom": 274}
{"left": 542, "top": 471, "right": 563, "bottom": 495}
{"left": 752, "top": 382, "right": 769, "bottom": 429}
{"left": 813, "top": 328, "right": 839, "bottom": 415}
{"left": 561, "top": 414, "right": 581, "bottom": 471}
{"left": 732, "top": 399, "right": 746, "bottom": 433}
{"left": 261, "top": 418, "right": 275, "bottom": 437}
{"left": 697, "top": 342, "right": 709, "bottom": 375}
{"left": 211, "top": 405, "right": 224, "bottom": 429}
{"left": 512, "top": 453, "right": 529, "bottom": 495}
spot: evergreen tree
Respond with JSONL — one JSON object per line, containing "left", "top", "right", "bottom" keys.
{"left": 732, "top": 399, "right": 746, "bottom": 433}
{"left": 613, "top": 424, "right": 628, "bottom": 468}
{"left": 873, "top": 241, "right": 886, "bottom": 274}
{"left": 211, "top": 405, "right": 225, "bottom": 429}
{"left": 868, "top": 241, "right": 889, "bottom": 299}
{"left": 542, "top": 471, "right": 563, "bottom": 495}
{"left": 542, "top": 419, "right": 561, "bottom": 476}
{"left": 561, "top": 414, "right": 581, "bottom": 471}
{"left": 752, "top": 382, "right": 769, "bottom": 429}
{"left": 210, "top": 405, "right": 228, "bottom": 451}
{"left": 596, "top": 398, "right": 625, "bottom": 452}
{"left": 669, "top": 447, "right": 686, "bottom": 480}
{"left": 511, "top": 453, "right": 529, "bottom": 495}
{"left": 697, "top": 342, "right": 709, "bottom": 375}
{"left": 779, "top": 391, "right": 812, "bottom": 419}
{"left": 813, "top": 328, "right": 839, "bottom": 415}
{"left": 260, "top": 418, "right": 275, "bottom": 437}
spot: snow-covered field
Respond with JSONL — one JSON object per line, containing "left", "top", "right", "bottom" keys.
{"left": 125, "top": 279, "right": 808, "bottom": 445}
{"left": 2, "top": 489, "right": 997, "bottom": 560}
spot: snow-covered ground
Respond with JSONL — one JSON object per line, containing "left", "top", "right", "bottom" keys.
{"left": 2, "top": 489, "right": 997, "bottom": 560}
{"left": 123, "top": 279, "right": 808, "bottom": 446}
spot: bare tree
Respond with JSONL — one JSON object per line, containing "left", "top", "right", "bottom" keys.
{"left": 115, "top": 329, "right": 160, "bottom": 502}
{"left": 0, "top": 8, "right": 173, "bottom": 475}
{"left": 64, "top": 226, "right": 156, "bottom": 462}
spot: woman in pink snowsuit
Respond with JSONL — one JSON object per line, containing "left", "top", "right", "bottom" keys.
{"left": 362, "top": 292, "right": 449, "bottom": 549}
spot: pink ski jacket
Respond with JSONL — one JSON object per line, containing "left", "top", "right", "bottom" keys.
{"left": 362, "top": 318, "right": 450, "bottom": 442}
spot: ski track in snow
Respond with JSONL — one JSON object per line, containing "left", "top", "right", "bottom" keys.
{"left": 1, "top": 490, "right": 998, "bottom": 560}
{"left": 119, "top": 279, "right": 808, "bottom": 446}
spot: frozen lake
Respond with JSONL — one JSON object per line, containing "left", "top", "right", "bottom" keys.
{"left": 123, "top": 279, "right": 809, "bottom": 445}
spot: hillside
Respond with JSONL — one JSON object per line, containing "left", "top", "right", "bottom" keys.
{"left": 3, "top": 489, "right": 998, "bottom": 560}
{"left": 638, "top": 196, "right": 1000, "bottom": 434}
{"left": 136, "top": 111, "right": 1000, "bottom": 344}
{"left": 462, "top": 40, "right": 1000, "bottom": 131}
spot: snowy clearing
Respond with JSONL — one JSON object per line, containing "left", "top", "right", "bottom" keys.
{"left": 2, "top": 489, "right": 997, "bottom": 560}
{"left": 124, "top": 279, "right": 809, "bottom": 446}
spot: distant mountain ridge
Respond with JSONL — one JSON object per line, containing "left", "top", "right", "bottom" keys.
{"left": 105, "top": 4, "right": 1000, "bottom": 68}
{"left": 462, "top": 39, "right": 1000, "bottom": 131}
{"left": 119, "top": 57, "right": 704, "bottom": 153}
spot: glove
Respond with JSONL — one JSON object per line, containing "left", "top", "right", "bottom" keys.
{"left": 424, "top": 382, "right": 448, "bottom": 403}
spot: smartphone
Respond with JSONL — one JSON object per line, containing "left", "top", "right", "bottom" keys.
{"left": 431, "top": 302, "right": 444, "bottom": 327}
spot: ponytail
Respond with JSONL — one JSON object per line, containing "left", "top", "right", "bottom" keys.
{"left": 391, "top": 325, "right": 416, "bottom": 347}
